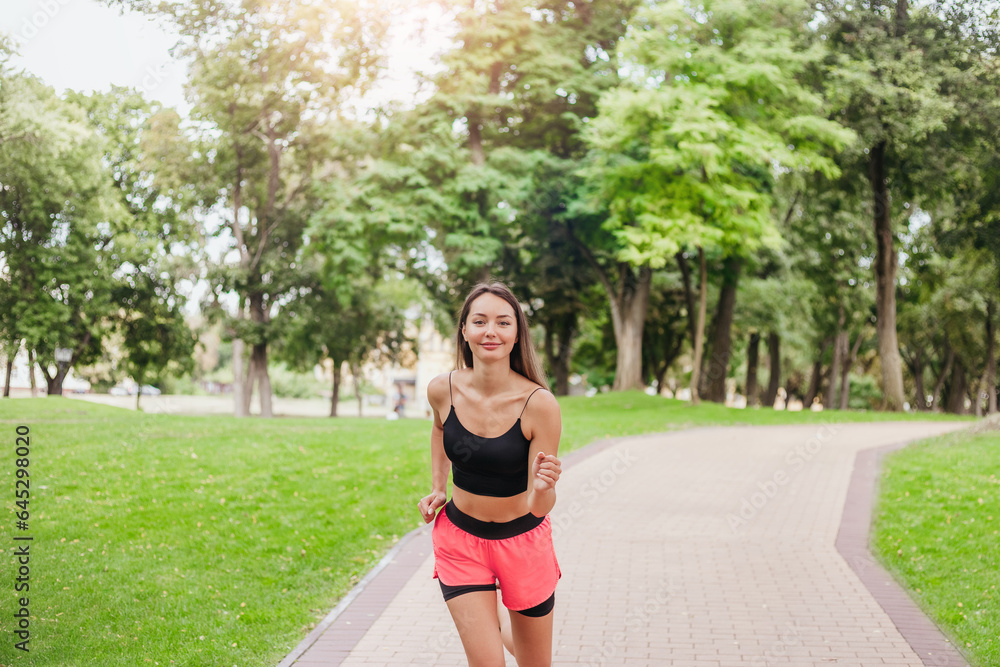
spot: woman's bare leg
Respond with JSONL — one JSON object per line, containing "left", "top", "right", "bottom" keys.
{"left": 445, "top": 590, "right": 505, "bottom": 667}
{"left": 508, "top": 608, "right": 554, "bottom": 667}
{"left": 497, "top": 589, "right": 515, "bottom": 657}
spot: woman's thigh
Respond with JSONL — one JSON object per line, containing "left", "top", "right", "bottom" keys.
{"left": 444, "top": 590, "right": 506, "bottom": 667}
{"left": 509, "top": 609, "right": 554, "bottom": 667}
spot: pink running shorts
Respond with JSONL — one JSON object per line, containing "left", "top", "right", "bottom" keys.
{"left": 432, "top": 499, "right": 561, "bottom": 612}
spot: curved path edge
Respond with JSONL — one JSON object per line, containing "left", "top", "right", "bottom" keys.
{"left": 276, "top": 432, "right": 641, "bottom": 666}
{"left": 835, "top": 440, "right": 972, "bottom": 667}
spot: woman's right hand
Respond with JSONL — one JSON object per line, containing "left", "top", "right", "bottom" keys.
{"left": 417, "top": 490, "right": 447, "bottom": 523}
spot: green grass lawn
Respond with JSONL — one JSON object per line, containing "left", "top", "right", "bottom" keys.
{"left": 872, "top": 430, "right": 1000, "bottom": 667}
{"left": 0, "top": 393, "right": 972, "bottom": 666}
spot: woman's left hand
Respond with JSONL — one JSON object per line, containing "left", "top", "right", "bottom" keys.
{"left": 530, "top": 451, "right": 562, "bottom": 493}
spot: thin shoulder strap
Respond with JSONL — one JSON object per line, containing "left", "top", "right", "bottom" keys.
{"left": 448, "top": 371, "right": 454, "bottom": 406}
{"left": 519, "top": 387, "right": 543, "bottom": 419}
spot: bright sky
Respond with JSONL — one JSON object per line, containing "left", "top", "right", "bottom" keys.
{"left": 0, "top": 0, "right": 454, "bottom": 117}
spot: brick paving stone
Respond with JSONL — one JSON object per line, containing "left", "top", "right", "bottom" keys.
{"left": 282, "top": 421, "right": 975, "bottom": 666}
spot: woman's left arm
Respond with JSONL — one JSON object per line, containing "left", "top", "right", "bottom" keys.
{"left": 526, "top": 390, "right": 562, "bottom": 517}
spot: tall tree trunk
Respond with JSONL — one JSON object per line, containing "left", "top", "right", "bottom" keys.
{"left": 543, "top": 311, "right": 576, "bottom": 396}
{"left": 763, "top": 332, "right": 781, "bottom": 407}
{"left": 825, "top": 334, "right": 844, "bottom": 410}
{"left": 241, "top": 291, "right": 273, "bottom": 418}
{"left": 351, "top": 360, "right": 363, "bottom": 417}
{"left": 838, "top": 340, "right": 863, "bottom": 410}
{"left": 987, "top": 301, "right": 997, "bottom": 414}
{"left": 676, "top": 251, "right": 697, "bottom": 347}
{"left": 561, "top": 223, "right": 651, "bottom": 393}
{"left": 910, "top": 348, "right": 927, "bottom": 411}
{"left": 698, "top": 341, "right": 712, "bottom": 398}
{"left": 826, "top": 306, "right": 847, "bottom": 408}
{"left": 651, "top": 325, "right": 684, "bottom": 395}
{"left": 745, "top": 332, "right": 760, "bottom": 407}
{"left": 706, "top": 256, "right": 741, "bottom": 403}
{"left": 877, "top": 0, "right": 910, "bottom": 409}
{"left": 612, "top": 291, "right": 650, "bottom": 390}
{"left": 135, "top": 369, "right": 144, "bottom": 411}
{"left": 329, "top": 357, "right": 341, "bottom": 417}
{"left": 28, "top": 348, "right": 37, "bottom": 397}
{"left": 803, "top": 338, "right": 831, "bottom": 407}
{"left": 609, "top": 265, "right": 652, "bottom": 391}
{"left": 869, "top": 144, "right": 906, "bottom": 410}
{"left": 804, "top": 358, "right": 822, "bottom": 407}
{"left": 3, "top": 356, "right": 12, "bottom": 398}
{"left": 242, "top": 352, "right": 256, "bottom": 416}
{"left": 39, "top": 361, "right": 52, "bottom": 395}
{"left": 251, "top": 342, "right": 273, "bottom": 418}
{"left": 946, "top": 360, "right": 967, "bottom": 415}
{"left": 837, "top": 335, "right": 851, "bottom": 410}
{"left": 895, "top": 0, "right": 908, "bottom": 37}
{"left": 930, "top": 344, "right": 953, "bottom": 411}
{"left": 839, "top": 331, "right": 865, "bottom": 411}
{"left": 690, "top": 247, "right": 708, "bottom": 405}
{"left": 232, "top": 336, "right": 247, "bottom": 418}
{"left": 654, "top": 359, "right": 668, "bottom": 396}
{"left": 231, "top": 152, "right": 248, "bottom": 418}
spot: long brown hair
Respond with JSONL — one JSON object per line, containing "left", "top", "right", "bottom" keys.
{"left": 454, "top": 282, "right": 549, "bottom": 390}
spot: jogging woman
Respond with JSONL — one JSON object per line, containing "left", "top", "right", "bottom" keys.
{"left": 417, "top": 281, "right": 563, "bottom": 667}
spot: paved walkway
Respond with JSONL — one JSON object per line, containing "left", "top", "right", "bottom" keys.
{"left": 282, "top": 421, "right": 973, "bottom": 666}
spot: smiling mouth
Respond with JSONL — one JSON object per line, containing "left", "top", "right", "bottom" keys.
{"left": 482, "top": 343, "right": 501, "bottom": 347}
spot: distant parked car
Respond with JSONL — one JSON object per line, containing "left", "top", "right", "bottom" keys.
{"left": 139, "top": 385, "right": 161, "bottom": 396}
{"left": 109, "top": 385, "right": 130, "bottom": 396}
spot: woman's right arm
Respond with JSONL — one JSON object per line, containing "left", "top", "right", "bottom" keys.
{"left": 418, "top": 374, "right": 450, "bottom": 523}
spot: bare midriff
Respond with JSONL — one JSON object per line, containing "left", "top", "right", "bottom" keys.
{"left": 452, "top": 486, "right": 532, "bottom": 522}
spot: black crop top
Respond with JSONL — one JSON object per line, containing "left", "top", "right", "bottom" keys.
{"left": 442, "top": 371, "right": 543, "bottom": 497}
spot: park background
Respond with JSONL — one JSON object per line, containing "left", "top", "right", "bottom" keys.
{"left": 1, "top": 0, "right": 999, "bottom": 665}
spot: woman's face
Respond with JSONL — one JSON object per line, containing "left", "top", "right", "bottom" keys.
{"left": 462, "top": 293, "right": 518, "bottom": 359}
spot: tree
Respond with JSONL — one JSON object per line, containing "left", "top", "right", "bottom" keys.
{"left": 66, "top": 87, "right": 199, "bottom": 405}
{"left": 279, "top": 270, "right": 417, "bottom": 417}
{"left": 0, "top": 66, "right": 132, "bottom": 395}
{"left": 818, "top": 0, "right": 998, "bottom": 409}
{"left": 402, "top": 0, "right": 637, "bottom": 377}
{"left": 258, "top": 112, "right": 429, "bottom": 416}
{"left": 734, "top": 269, "right": 817, "bottom": 408}
{"left": 115, "top": 275, "right": 197, "bottom": 409}
{"left": 923, "top": 246, "right": 994, "bottom": 414}
{"left": 785, "top": 167, "right": 876, "bottom": 409}
{"left": 582, "top": 0, "right": 854, "bottom": 397}
{"left": 641, "top": 269, "right": 688, "bottom": 393}
{"left": 145, "top": 0, "right": 389, "bottom": 417}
